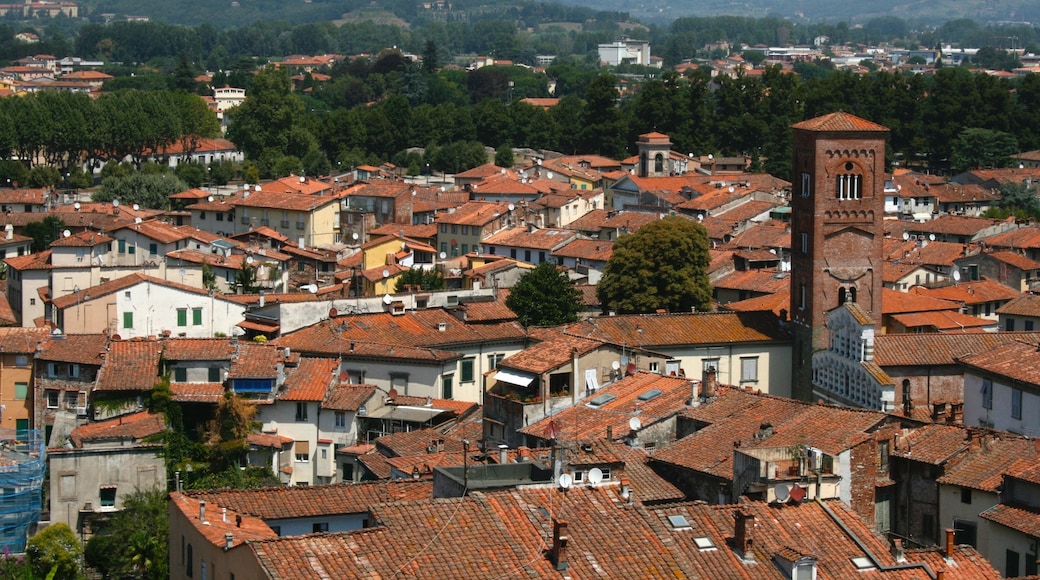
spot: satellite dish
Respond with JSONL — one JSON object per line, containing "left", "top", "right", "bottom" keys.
{"left": 329, "top": 308, "right": 338, "bottom": 318}
{"left": 774, "top": 482, "right": 792, "bottom": 502}
{"left": 299, "top": 176, "right": 306, "bottom": 183}
{"left": 351, "top": 232, "right": 359, "bottom": 241}
{"left": 728, "top": 186, "right": 735, "bottom": 193}
{"left": 111, "top": 333, "right": 121, "bottom": 341}
{"left": 708, "top": 154, "right": 714, "bottom": 160}
{"left": 629, "top": 417, "right": 642, "bottom": 431}
{"left": 207, "top": 196, "right": 214, "bottom": 202}
{"left": 73, "top": 202, "right": 80, "bottom": 210}
{"left": 953, "top": 269, "right": 961, "bottom": 282}
{"left": 132, "top": 203, "right": 140, "bottom": 210}
{"left": 62, "top": 229, "right": 70, "bottom": 237}
{"left": 382, "top": 269, "right": 390, "bottom": 278}
{"left": 439, "top": 251, "right": 447, "bottom": 259}
{"left": 246, "top": 256, "right": 254, "bottom": 265}
{"left": 612, "top": 360, "right": 621, "bottom": 370}
{"left": 112, "top": 199, "right": 119, "bottom": 208}
{"left": 902, "top": 231, "right": 909, "bottom": 241}
{"left": 696, "top": 214, "right": 703, "bottom": 222}
{"left": 382, "top": 294, "right": 392, "bottom": 305}
{"left": 508, "top": 203, "right": 516, "bottom": 211}
{"left": 928, "top": 233, "right": 936, "bottom": 241}
{"left": 179, "top": 268, "right": 186, "bottom": 278}
{"left": 588, "top": 468, "right": 604, "bottom": 484}
{"left": 501, "top": 168, "right": 507, "bottom": 174}
{"left": 134, "top": 217, "right": 142, "bottom": 224}
{"left": 546, "top": 171, "right": 554, "bottom": 179}
{"left": 440, "top": 186, "right": 446, "bottom": 192}
{"left": 537, "top": 159, "right": 542, "bottom": 165}
{"left": 303, "top": 284, "right": 318, "bottom": 293}
{"left": 558, "top": 473, "right": 573, "bottom": 489}
{"left": 255, "top": 185, "right": 261, "bottom": 192}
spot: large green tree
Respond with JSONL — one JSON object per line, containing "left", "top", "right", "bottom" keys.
{"left": 505, "top": 262, "right": 582, "bottom": 327}
{"left": 25, "top": 523, "right": 82, "bottom": 580}
{"left": 950, "top": 127, "right": 1018, "bottom": 173}
{"left": 84, "top": 490, "right": 168, "bottom": 580}
{"left": 597, "top": 216, "right": 712, "bottom": 314}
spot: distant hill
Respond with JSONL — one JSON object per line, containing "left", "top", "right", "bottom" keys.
{"left": 555, "top": 0, "right": 1040, "bottom": 26}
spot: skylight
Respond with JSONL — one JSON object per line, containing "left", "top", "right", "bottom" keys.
{"left": 693, "top": 537, "right": 716, "bottom": 551}
{"left": 667, "top": 515, "right": 691, "bottom": 530}
{"left": 638, "top": 389, "right": 663, "bottom": 402}
{"left": 850, "top": 557, "right": 875, "bottom": 571}
{"left": 588, "top": 393, "right": 617, "bottom": 407}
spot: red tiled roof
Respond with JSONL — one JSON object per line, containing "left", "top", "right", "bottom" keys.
{"left": 38, "top": 333, "right": 107, "bottom": 364}
{"left": 499, "top": 331, "right": 603, "bottom": 374}
{"left": 278, "top": 357, "right": 336, "bottom": 401}
{"left": 184, "top": 480, "right": 432, "bottom": 520}
{"left": 170, "top": 492, "right": 276, "bottom": 549}
{"left": 984, "top": 250, "right": 1040, "bottom": 271}
{"left": 959, "top": 339, "right": 1040, "bottom": 385}
{"left": 938, "top": 435, "right": 1038, "bottom": 491}
{"left": 910, "top": 279, "right": 1020, "bottom": 305}
{"left": 68, "top": 410, "right": 165, "bottom": 447}
{"left": 247, "top": 431, "right": 293, "bottom": 449}
{"left": 881, "top": 288, "right": 961, "bottom": 314}
{"left": 981, "top": 503, "right": 1040, "bottom": 537}
{"left": 998, "top": 293, "right": 1040, "bottom": 317}
{"left": 792, "top": 111, "right": 889, "bottom": 132}
{"left": 322, "top": 383, "right": 375, "bottom": 411}
{"left": 561, "top": 311, "right": 787, "bottom": 347}
{"left": 169, "top": 382, "right": 225, "bottom": 403}
{"left": 889, "top": 310, "right": 995, "bottom": 332}
{"left": 874, "top": 331, "right": 1040, "bottom": 366}
{"left": 94, "top": 339, "right": 163, "bottom": 391}
{"left": 889, "top": 423, "right": 970, "bottom": 465}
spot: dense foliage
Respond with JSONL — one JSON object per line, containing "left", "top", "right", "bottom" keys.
{"left": 506, "top": 262, "right": 583, "bottom": 327}
{"left": 25, "top": 523, "right": 82, "bottom": 580}
{"left": 84, "top": 490, "right": 168, "bottom": 580}
{"left": 597, "top": 216, "right": 712, "bottom": 314}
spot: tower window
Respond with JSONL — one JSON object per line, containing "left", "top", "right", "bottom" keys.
{"left": 654, "top": 153, "right": 664, "bottom": 173}
{"left": 837, "top": 173, "right": 862, "bottom": 200}
{"left": 801, "top": 173, "right": 811, "bottom": 197}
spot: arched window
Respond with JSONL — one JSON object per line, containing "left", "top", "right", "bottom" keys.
{"left": 838, "top": 287, "right": 847, "bottom": 305}
{"left": 849, "top": 286, "right": 857, "bottom": 303}
{"left": 836, "top": 162, "right": 862, "bottom": 200}
{"left": 654, "top": 153, "right": 664, "bottom": 173}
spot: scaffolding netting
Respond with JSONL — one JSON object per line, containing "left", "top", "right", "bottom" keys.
{"left": 0, "top": 428, "right": 45, "bottom": 553}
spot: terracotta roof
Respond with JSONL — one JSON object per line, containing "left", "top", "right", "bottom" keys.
{"left": 277, "top": 357, "right": 336, "bottom": 401}
{"left": 322, "top": 383, "right": 375, "bottom": 411}
{"left": 375, "top": 427, "right": 466, "bottom": 457}
{"left": 889, "top": 423, "right": 970, "bottom": 465}
{"left": 938, "top": 435, "right": 1038, "bottom": 491}
{"left": 874, "top": 331, "right": 1040, "bottom": 366}
{"left": 52, "top": 273, "right": 230, "bottom": 310}
{"left": 68, "top": 410, "right": 165, "bottom": 447}
{"left": 881, "top": 288, "right": 961, "bottom": 314}
{"left": 997, "top": 293, "right": 1040, "bottom": 317}
{"left": 721, "top": 219, "right": 791, "bottom": 250}
{"left": 713, "top": 269, "right": 791, "bottom": 294}
{"left": 433, "top": 200, "right": 512, "bottom": 226}
{"left": 910, "top": 279, "right": 1020, "bottom": 305}
{"left": 94, "top": 339, "right": 163, "bottom": 391}
{"left": 566, "top": 209, "right": 662, "bottom": 234}
{"left": 984, "top": 250, "right": 1040, "bottom": 271}
{"left": 792, "top": 112, "right": 889, "bottom": 132}
{"left": 520, "top": 372, "right": 693, "bottom": 442}
{"left": 959, "top": 339, "right": 1040, "bottom": 385}
{"left": 170, "top": 492, "right": 276, "bottom": 549}
{"left": 162, "top": 338, "right": 236, "bottom": 361}
{"left": 910, "top": 215, "right": 1003, "bottom": 237}
{"left": 38, "top": 333, "right": 107, "bottom": 364}
{"left": 499, "top": 331, "right": 603, "bottom": 374}
{"left": 721, "top": 290, "right": 791, "bottom": 318}
{"left": 981, "top": 503, "right": 1040, "bottom": 538}
{"left": 169, "top": 382, "right": 225, "bottom": 403}
{"left": 247, "top": 431, "right": 293, "bottom": 449}
{"left": 982, "top": 224, "right": 1040, "bottom": 251}
{"left": 561, "top": 311, "right": 787, "bottom": 347}
{"left": 889, "top": 310, "right": 995, "bottom": 332}
{"left": 551, "top": 239, "right": 613, "bottom": 262}
{"left": 185, "top": 480, "right": 432, "bottom": 520}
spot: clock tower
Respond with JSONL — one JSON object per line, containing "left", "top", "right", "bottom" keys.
{"left": 789, "top": 112, "right": 889, "bottom": 401}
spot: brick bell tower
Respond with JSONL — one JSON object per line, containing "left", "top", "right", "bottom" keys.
{"left": 789, "top": 112, "right": 888, "bottom": 401}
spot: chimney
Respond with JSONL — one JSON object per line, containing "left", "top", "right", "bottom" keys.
{"left": 222, "top": 507, "right": 227, "bottom": 523}
{"left": 606, "top": 425, "right": 613, "bottom": 440}
{"left": 931, "top": 402, "right": 947, "bottom": 422}
{"left": 517, "top": 446, "right": 529, "bottom": 462}
{"left": 498, "top": 444, "right": 508, "bottom": 464}
{"left": 199, "top": 501, "right": 206, "bottom": 523}
{"left": 704, "top": 367, "right": 717, "bottom": 398}
{"left": 690, "top": 379, "right": 701, "bottom": 407}
{"left": 550, "top": 519, "right": 569, "bottom": 571}
{"left": 758, "top": 423, "right": 773, "bottom": 439}
{"left": 734, "top": 510, "right": 754, "bottom": 557}
{"left": 236, "top": 514, "right": 242, "bottom": 528}
{"left": 891, "top": 538, "right": 905, "bottom": 562}
{"left": 936, "top": 570, "right": 945, "bottom": 580}
{"left": 224, "top": 533, "right": 233, "bottom": 551}
{"left": 945, "top": 528, "right": 955, "bottom": 559}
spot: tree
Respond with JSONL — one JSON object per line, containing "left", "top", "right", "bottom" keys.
{"left": 204, "top": 392, "right": 258, "bottom": 472}
{"left": 23, "top": 215, "right": 65, "bottom": 252}
{"left": 505, "top": 262, "right": 581, "bottom": 327}
{"left": 742, "top": 50, "right": 766, "bottom": 68}
{"left": 84, "top": 489, "right": 168, "bottom": 580}
{"left": 25, "top": 523, "right": 82, "bottom": 580}
{"left": 93, "top": 173, "right": 187, "bottom": 210}
{"left": 950, "top": 127, "right": 1018, "bottom": 173}
{"left": 394, "top": 267, "right": 445, "bottom": 292}
{"left": 597, "top": 216, "right": 712, "bottom": 314}
{"left": 494, "top": 144, "right": 514, "bottom": 168}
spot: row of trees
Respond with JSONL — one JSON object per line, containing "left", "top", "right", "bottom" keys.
{"left": 0, "top": 89, "right": 218, "bottom": 182}
{"left": 227, "top": 59, "right": 1040, "bottom": 181}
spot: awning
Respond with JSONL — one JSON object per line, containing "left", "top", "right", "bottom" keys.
{"left": 237, "top": 319, "right": 280, "bottom": 332}
{"left": 494, "top": 368, "right": 536, "bottom": 387}
{"left": 365, "top": 405, "right": 446, "bottom": 423}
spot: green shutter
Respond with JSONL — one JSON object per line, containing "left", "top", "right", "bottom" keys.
{"left": 14, "top": 382, "right": 27, "bottom": 399}
{"left": 174, "top": 368, "right": 187, "bottom": 383}
{"left": 177, "top": 309, "right": 187, "bottom": 326}
{"left": 192, "top": 308, "right": 202, "bottom": 325}
{"left": 461, "top": 358, "right": 474, "bottom": 382}
{"left": 123, "top": 312, "right": 133, "bottom": 328}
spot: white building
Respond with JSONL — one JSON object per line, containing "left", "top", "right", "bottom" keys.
{"left": 812, "top": 303, "right": 896, "bottom": 412}
{"left": 597, "top": 38, "right": 651, "bottom": 66}
{"left": 961, "top": 339, "right": 1040, "bottom": 436}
